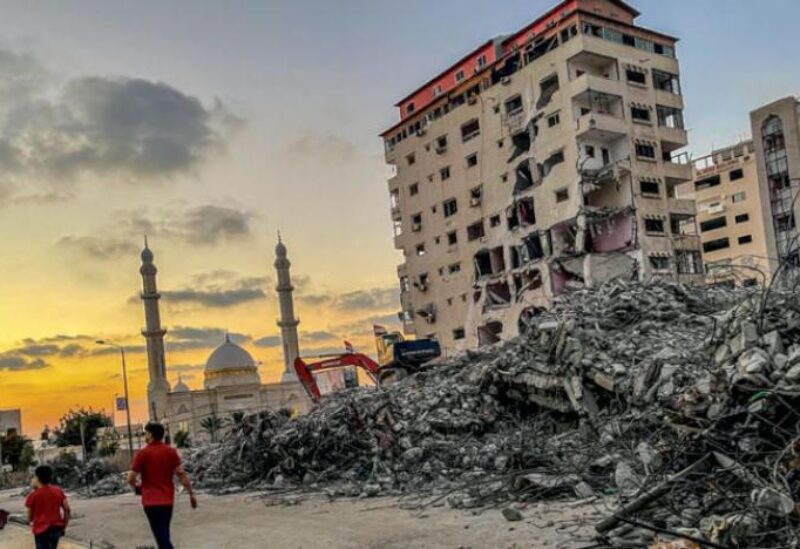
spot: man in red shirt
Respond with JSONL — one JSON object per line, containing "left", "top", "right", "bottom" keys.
{"left": 25, "top": 465, "right": 70, "bottom": 549}
{"left": 128, "top": 422, "right": 197, "bottom": 549}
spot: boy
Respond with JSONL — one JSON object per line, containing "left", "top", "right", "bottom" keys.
{"left": 128, "top": 422, "right": 197, "bottom": 549}
{"left": 25, "top": 465, "right": 70, "bottom": 549}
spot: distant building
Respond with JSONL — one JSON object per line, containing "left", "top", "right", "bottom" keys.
{"left": 138, "top": 238, "right": 311, "bottom": 443}
{"left": 382, "top": 0, "right": 702, "bottom": 352}
{"left": 679, "top": 141, "right": 772, "bottom": 287}
{"left": 0, "top": 409, "right": 22, "bottom": 436}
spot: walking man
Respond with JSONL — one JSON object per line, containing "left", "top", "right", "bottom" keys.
{"left": 128, "top": 422, "right": 197, "bottom": 549}
{"left": 26, "top": 465, "right": 70, "bottom": 549}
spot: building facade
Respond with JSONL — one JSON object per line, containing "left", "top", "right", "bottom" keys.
{"left": 139, "top": 239, "right": 311, "bottom": 443}
{"left": 0, "top": 409, "right": 22, "bottom": 436}
{"left": 679, "top": 141, "right": 772, "bottom": 287}
{"left": 750, "top": 97, "right": 800, "bottom": 274}
{"left": 382, "top": 0, "right": 702, "bottom": 352}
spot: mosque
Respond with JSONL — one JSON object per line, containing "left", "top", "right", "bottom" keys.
{"left": 138, "top": 237, "right": 312, "bottom": 442}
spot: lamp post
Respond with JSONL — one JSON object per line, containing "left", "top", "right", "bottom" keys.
{"left": 96, "top": 340, "right": 135, "bottom": 463}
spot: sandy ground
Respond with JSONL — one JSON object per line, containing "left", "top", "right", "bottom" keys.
{"left": 0, "top": 488, "right": 604, "bottom": 549}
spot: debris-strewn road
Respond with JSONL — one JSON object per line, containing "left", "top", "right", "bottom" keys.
{"left": 0, "top": 489, "right": 601, "bottom": 548}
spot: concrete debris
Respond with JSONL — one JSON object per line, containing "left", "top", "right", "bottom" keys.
{"left": 184, "top": 280, "right": 800, "bottom": 548}
{"left": 501, "top": 507, "right": 524, "bottom": 522}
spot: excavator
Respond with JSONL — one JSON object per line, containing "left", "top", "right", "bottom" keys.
{"left": 293, "top": 328, "right": 441, "bottom": 402}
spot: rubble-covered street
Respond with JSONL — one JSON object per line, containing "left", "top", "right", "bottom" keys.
{"left": 185, "top": 280, "right": 800, "bottom": 548}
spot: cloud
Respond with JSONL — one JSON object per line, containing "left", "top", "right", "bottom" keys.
{"left": 0, "top": 353, "right": 48, "bottom": 372}
{"left": 162, "top": 288, "right": 265, "bottom": 308}
{"left": 56, "top": 236, "right": 138, "bottom": 260}
{"left": 126, "top": 270, "right": 268, "bottom": 310}
{"left": 167, "top": 326, "right": 251, "bottom": 351}
{"left": 301, "top": 331, "right": 337, "bottom": 343}
{"left": 254, "top": 335, "right": 282, "bottom": 348}
{"left": 122, "top": 204, "right": 255, "bottom": 245}
{"left": 297, "top": 286, "right": 398, "bottom": 312}
{"left": 0, "top": 48, "right": 239, "bottom": 201}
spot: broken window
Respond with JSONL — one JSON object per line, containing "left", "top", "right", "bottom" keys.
{"left": 416, "top": 304, "right": 436, "bottom": 324}
{"left": 505, "top": 95, "right": 523, "bottom": 115}
{"left": 477, "top": 322, "right": 503, "bottom": 347}
{"left": 406, "top": 153, "right": 416, "bottom": 165}
{"left": 635, "top": 143, "right": 656, "bottom": 160}
{"left": 695, "top": 175, "right": 721, "bottom": 191}
{"left": 411, "top": 213, "right": 422, "bottom": 232}
{"left": 631, "top": 106, "right": 651, "bottom": 122}
{"left": 517, "top": 197, "right": 536, "bottom": 225}
{"left": 415, "top": 243, "right": 426, "bottom": 256}
{"left": 485, "top": 282, "right": 511, "bottom": 308}
{"left": 440, "top": 166, "right": 451, "bottom": 181}
{"left": 507, "top": 205, "right": 519, "bottom": 230}
{"left": 461, "top": 119, "right": 480, "bottom": 142}
{"left": 516, "top": 233, "right": 544, "bottom": 265}
{"left": 730, "top": 168, "right": 744, "bottom": 181}
{"left": 443, "top": 198, "right": 458, "bottom": 218}
{"left": 490, "top": 246, "right": 506, "bottom": 273}
{"left": 776, "top": 213, "right": 795, "bottom": 233}
{"left": 644, "top": 218, "right": 665, "bottom": 234}
{"left": 735, "top": 214, "right": 749, "bottom": 224}
{"left": 539, "top": 150, "right": 565, "bottom": 178}
{"left": 703, "top": 238, "right": 730, "bottom": 253}
{"left": 640, "top": 179, "right": 660, "bottom": 196}
{"left": 547, "top": 113, "right": 560, "bottom": 127}
{"left": 474, "top": 249, "right": 492, "bottom": 278}
{"left": 649, "top": 256, "right": 671, "bottom": 271}
{"left": 470, "top": 186, "right": 482, "bottom": 207}
{"left": 536, "top": 75, "right": 560, "bottom": 109}
{"left": 526, "top": 34, "right": 559, "bottom": 64}
{"left": 657, "top": 105, "right": 684, "bottom": 129}
{"left": 466, "top": 153, "right": 478, "bottom": 168}
{"left": 409, "top": 183, "right": 419, "bottom": 196}
{"left": 448, "top": 263, "right": 461, "bottom": 274}
{"left": 447, "top": 231, "right": 458, "bottom": 246}
{"left": 738, "top": 235, "right": 753, "bottom": 245}
{"left": 436, "top": 135, "right": 448, "bottom": 154}
{"left": 514, "top": 159, "right": 534, "bottom": 193}
{"left": 652, "top": 70, "right": 680, "bottom": 94}
{"left": 626, "top": 69, "right": 646, "bottom": 85}
{"left": 508, "top": 130, "right": 531, "bottom": 164}
{"left": 513, "top": 268, "right": 543, "bottom": 296}
{"left": 490, "top": 215, "right": 501, "bottom": 228}
{"left": 700, "top": 216, "right": 727, "bottom": 232}
{"left": 452, "top": 328, "right": 466, "bottom": 341}
{"left": 467, "top": 220, "right": 485, "bottom": 241}
{"left": 415, "top": 273, "right": 429, "bottom": 291}
{"left": 555, "top": 188, "right": 569, "bottom": 203}
{"left": 676, "top": 251, "right": 703, "bottom": 275}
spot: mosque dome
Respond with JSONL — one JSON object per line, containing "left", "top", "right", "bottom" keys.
{"left": 204, "top": 335, "right": 261, "bottom": 389}
{"left": 172, "top": 376, "right": 190, "bottom": 393}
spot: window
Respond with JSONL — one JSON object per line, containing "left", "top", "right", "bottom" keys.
{"left": 730, "top": 168, "right": 744, "bottom": 181}
{"left": 490, "top": 215, "right": 501, "bottom": 227}
{"left": 738, "top": 235, "right": 753, "bottom": 245}
{"left": 453, "top": 328, "right": 466, "bottom": 340}
{"left": 440, "top": 166, "right": 451, "bottom": 181}
{"left": 626, "top": 69, "right": 646, "bottom": 85}
{"left": 497, "top": 139, "right": 504, "bottom": 148}
{"left": 433, "top": 85, "right": 443, "bottom": 97}
{"left": 640, "top": 180, "right": 660, "bottom": 196}
{"left": 411, "top": 213, "right": 422, "bottom": 231}
{"left": 776, "top": 214, "right": 795, "bottom": 232}
{"left": 467, "top": 220, "right": 485, "bottom": 241}
{"left": 731, "top": 192, "right": 746, "bottom": 203}
{"left": 555, "top": 188, "right": 569, "bottom": 203}
{"left": 477, "top": 55, "right": 488, "bottom": 69}
{"left": 455, "top": 70, "right": 465, "bottom": 83}
{"left": 406, "top": 102, "right": 415, "bottom": 114}
{"left": 448, "top": 263, "right": 461, "bottom": 274}
{"left": 649, "top": 256, "right": 671, "bottom": 271}
{"left": 436, "top": 135, "right": 448, "bottom": 152}
{"left": 735, "top": 214, "right": 749, "bottom": 224}
{"left": 443, "top": 198, "right": 458, "bottom": 218}
{"left": 644, "top": 218, "right": 665, "bottom": 234}
{"left": 631, "top": 106, "right": 651, "bottom": 122}
{"left": 537, "top": 75, "right": 560, "bottom": 108}
{"left": 653, "top": 70, "right": 680, "bottom": 94}
{"left": 416, "top": 243, "right": 426, "bottom": 256}
{"left": 447, "top": 231, "right": 458, "bottom": 245}
{"left": 547, "top": 113, "right": 561, "bottom": 127}
{"left": 466, "top": 153, "right": 478, "bottom": 168}
{"left": 703, "top": 238, "right": 730, "bottom": 253}
{"left": 695, "top": 175, "right": 721, "bottom": 191}
{"left": 461, "top": 119, "right": 480, "bottom": 142}
{"left": 406, "top": 153, "right": 415, "bottom": 166}
{"left": 505, "top": 95, "right": 523, "bottom": 115}
{"left": 656, "top": 105, "right": 684, "bottom": 129}
{"left": 390, "top": 188, "right": 400, "bottom": 209}
{"left": 585, "top": 145, "right": 596, "bottom": 158}
{"left": 677, "top": 251, "right": 703, "bottom": 275}
{"left": 700, "top": 216, "right": 727, "bottom": 232}
{"left": 470, "top": 186, "right": 482, "bottom": 206}
{"left": 501, "top": 173, "right": 509, "bottom": 183}
{"left": 409, "top": 183, "right": 419, "bottom": 196}
{"left": 635, "top": 143, "right": 656, "bottom": 159}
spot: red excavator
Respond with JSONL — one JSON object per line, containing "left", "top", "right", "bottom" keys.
{"left": 294, "top": 329, "right": 441, "bottom": 402}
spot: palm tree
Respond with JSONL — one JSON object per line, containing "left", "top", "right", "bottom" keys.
{"left": 199, "top": 414, "right": 226, "bottom": 443}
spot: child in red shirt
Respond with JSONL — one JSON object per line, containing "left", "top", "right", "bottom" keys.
{"left": 25, "top": 465, "right": 70, "bottom": 549}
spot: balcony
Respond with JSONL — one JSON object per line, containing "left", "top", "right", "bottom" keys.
{"left": 662, "top": 159, "right": 692, "bottom": 183}
{"left": 569, "top": 73, "right": 621, "bottom": 100}
{"left": 501, "top": 109, "right": 527, "bottom": 135}
{"left": 575, "top": 112, "right": 628, "bottom": 141}
{"left": 668, "top": 197, "right": 696, "bottom": 217}
{"left": 672, "top": 234, "right": 701, "bottom": 251}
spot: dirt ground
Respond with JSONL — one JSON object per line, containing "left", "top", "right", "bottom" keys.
{"left": 0, "top": 488, "right": 605, "bottom": 548}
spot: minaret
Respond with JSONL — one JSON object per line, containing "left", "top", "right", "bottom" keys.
{"left": 274, "top": 234, "right": 300, "bottom": 382}
{"left": 140, "top": 238, "right": 171, "bottom": 419}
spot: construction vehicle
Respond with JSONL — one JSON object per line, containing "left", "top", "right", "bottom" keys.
{"left": 293, "top": 330, "right": 441, "bottom": 402}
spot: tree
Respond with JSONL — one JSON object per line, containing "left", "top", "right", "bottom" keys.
{"left": 0, "top": 432, "right": 35, "bottom": 471}
{"left": 199, "top": 414, "right": 226, "bottom": 443}
{"left": 54, "top": 408, "right": 112, "bottom": 454}
{"left": 173, "top": 430, "right": 191, "bottom": 449}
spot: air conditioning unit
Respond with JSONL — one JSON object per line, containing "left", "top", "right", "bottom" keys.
{"left": 501, "top": 76, "right": 512, "bottom": 85}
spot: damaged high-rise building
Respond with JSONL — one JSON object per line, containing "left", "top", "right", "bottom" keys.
{"left": 381, "top": 0, "right": 704, "bottom": 351}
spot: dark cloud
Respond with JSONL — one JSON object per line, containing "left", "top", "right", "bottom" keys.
{"left": 254, "top": 336, "right": 282, "bottom": 348}
{"left": 0, "top": 353, "right": 48, "bottom": 371}
{"left": 155, "top": 270, "right": 267, "bottom": 309}
{"left": 0, "top": 48, "right": 238, "bottom": 198}
{"left": 16, "top": 342, "right": 60, "bottom": 357}
{"left": 89, "top": 345, "right": 146, "bottom": 357}
{"left": 297, "top": 286, "right": 398, "bottom": 312}
{"left": 121, "top": 205, "right": 255, "bottom": 245}
{"left": 167, "top": 326, "right": 251, "bottom": 352}
{"left": 56, "top": 235, "right": 138, "bottom": 260}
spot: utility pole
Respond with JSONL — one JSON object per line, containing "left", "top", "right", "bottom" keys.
{"left": 96, "top": 340, "right": 135, "bottom": 464}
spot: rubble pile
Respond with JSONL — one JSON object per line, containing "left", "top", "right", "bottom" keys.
{"left": 49, "top": 455, "right": 127, "bottom": 498}
{"left": 185, "top": 280, "right": 800, "bottom": 547}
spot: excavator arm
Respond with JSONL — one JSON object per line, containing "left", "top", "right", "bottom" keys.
{"left": 294, "top": 353, "right": 382, "bottom": 402}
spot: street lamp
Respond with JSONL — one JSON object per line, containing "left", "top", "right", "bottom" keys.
{"left": 96, "top": 340, "right": 135, "bottom": 463}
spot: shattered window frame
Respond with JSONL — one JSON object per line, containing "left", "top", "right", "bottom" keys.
{"left": 443, "top": 198, "right": 458, "bottom": 218}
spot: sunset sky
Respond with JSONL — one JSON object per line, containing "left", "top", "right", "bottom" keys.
{"left": 2, "top": 0, "right": 800, "bottom": 435}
